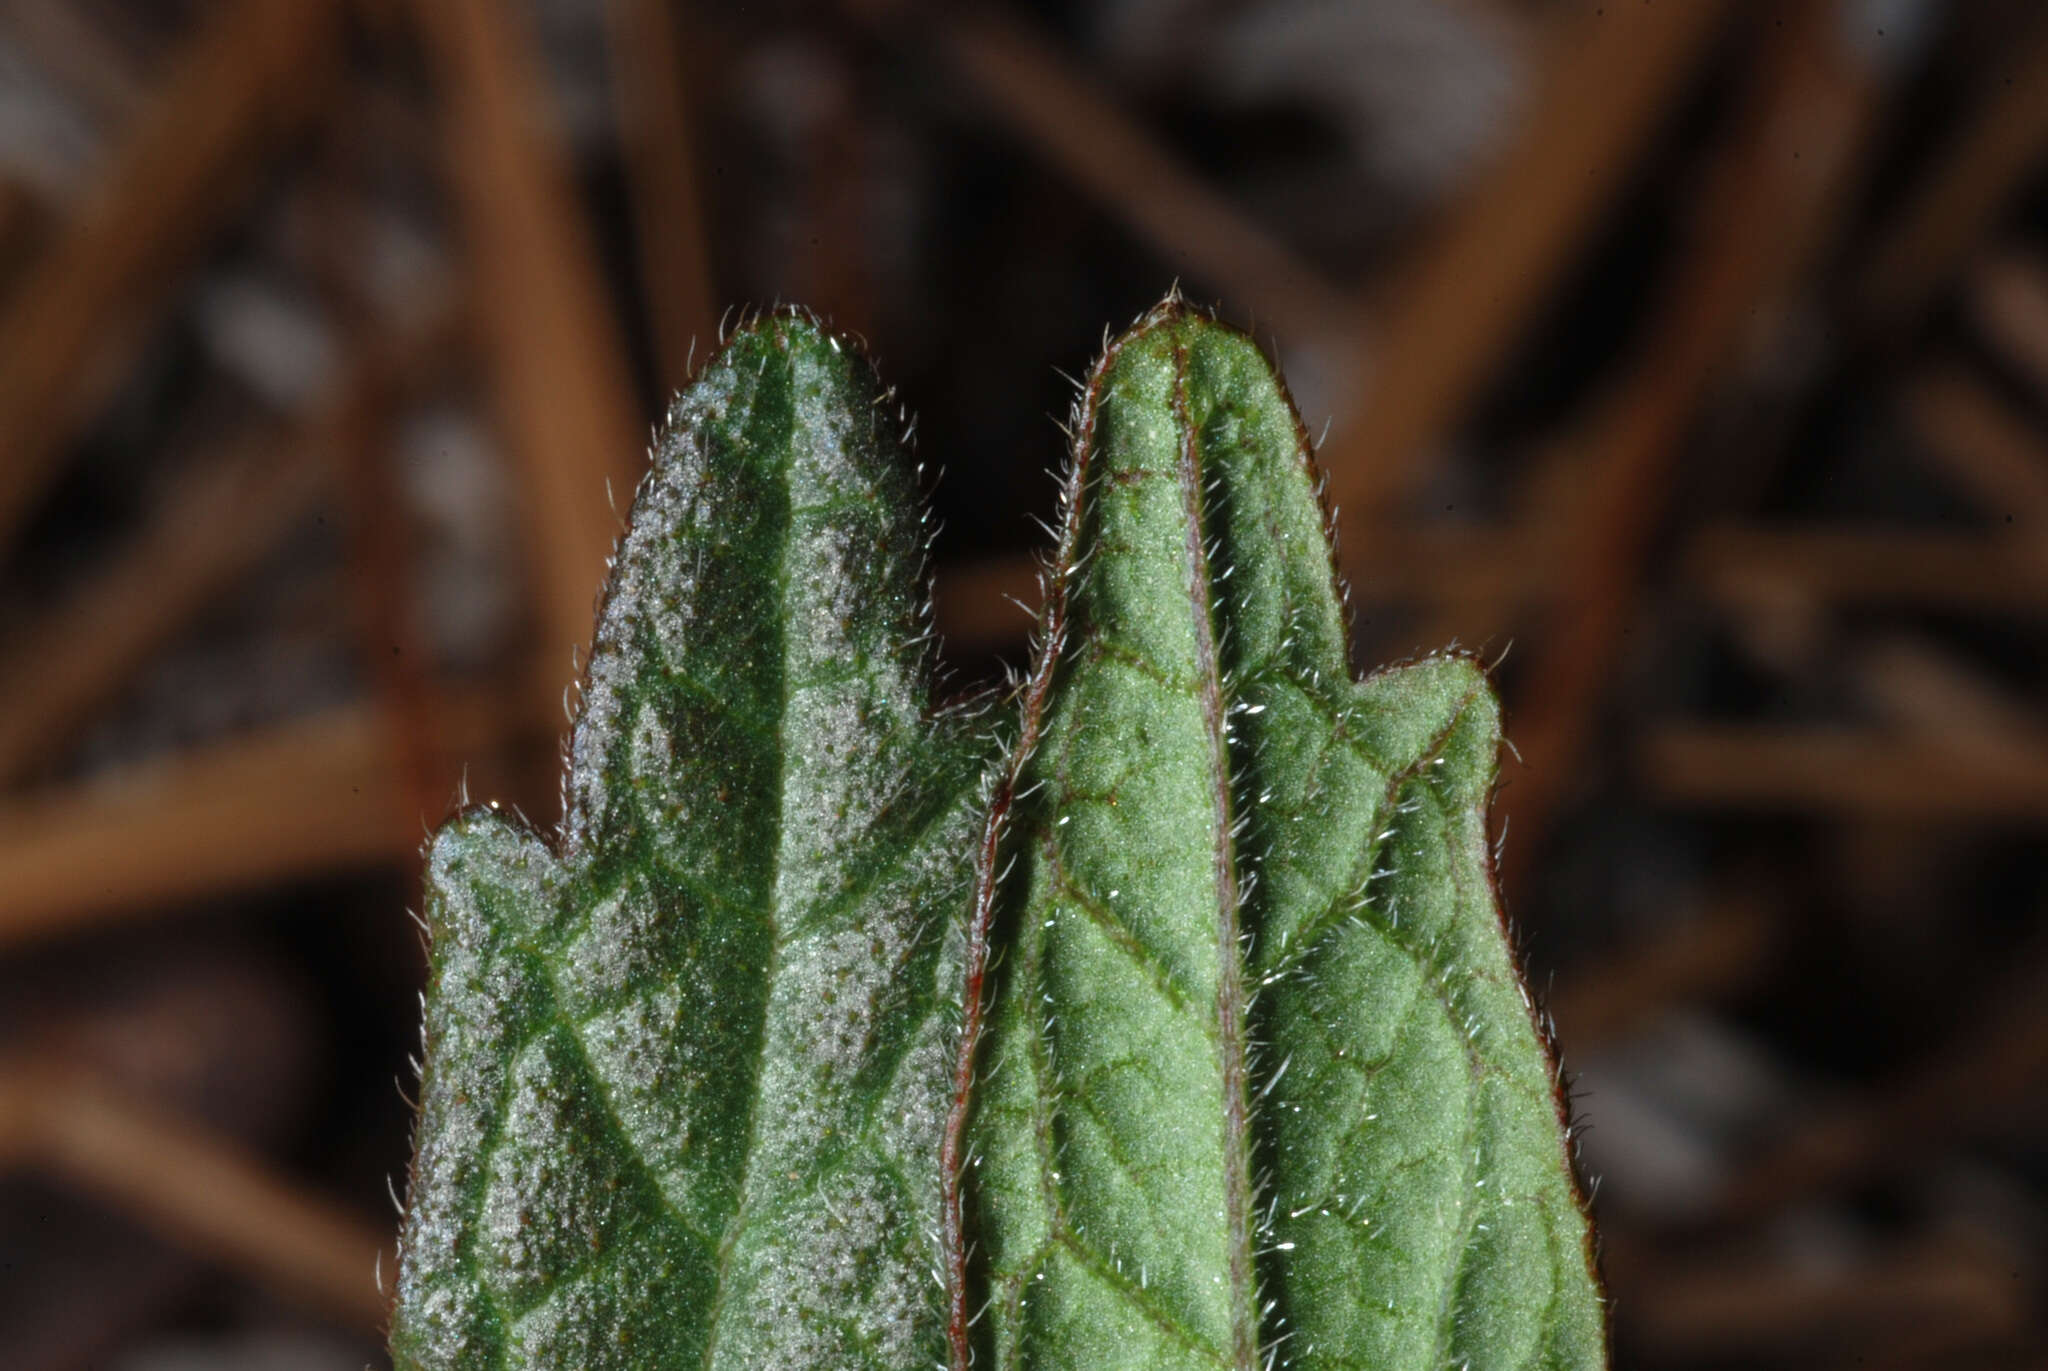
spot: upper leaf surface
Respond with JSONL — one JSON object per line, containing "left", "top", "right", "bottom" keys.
{"left": 392, "top": 314, "right": 987, "bottom": 1371}
{"left": 966, "top": 302, "right": 1604, "bottom": 1371}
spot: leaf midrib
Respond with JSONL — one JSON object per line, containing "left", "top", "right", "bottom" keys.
{"left": 1167, "top": 332, "right": 1259, "bottom": 1371}
{"left": 696, "top": 338, "right": 799, "bottom": 1371}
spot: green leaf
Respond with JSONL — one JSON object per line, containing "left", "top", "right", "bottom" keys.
{"left": 959, "top": 302, "right": 1604, "bottom": 1370}
{"left": 390, "top": 313, "right": 990, "bottom": 1371}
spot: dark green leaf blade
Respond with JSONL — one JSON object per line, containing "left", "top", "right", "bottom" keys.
{"left": 392, "top": 314, "right": 988, "bottom": 1371}
{"left": 965, "top": 301, "right": 1604, "bottom": 1371}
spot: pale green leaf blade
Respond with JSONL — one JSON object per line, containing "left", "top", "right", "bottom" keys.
{"left": 966, "top": 301, "right": 1604, "bottom": 1371}
{"left": 392, "top": 314, "right": 987, "bottom": 1371}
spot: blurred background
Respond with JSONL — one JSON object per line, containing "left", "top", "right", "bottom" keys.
{"left": 0, "top": 0, "right": 2043, "bottom": 1366}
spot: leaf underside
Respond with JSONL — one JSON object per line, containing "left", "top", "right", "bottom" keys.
{"left": 965, "top": 304, "right": 1604, "bottom": 1371}
{"left": 391, "top": 314, "right": 987, "bottom": 1371}
{"left": 391, "top": 301, "right": 1603, "bottom": 1371}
